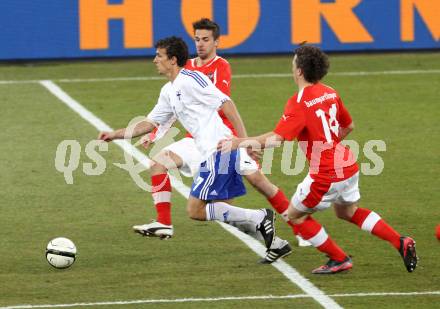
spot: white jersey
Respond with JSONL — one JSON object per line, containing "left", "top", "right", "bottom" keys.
{"left": 147, "top": 69, "right": 232, "bottom": 162}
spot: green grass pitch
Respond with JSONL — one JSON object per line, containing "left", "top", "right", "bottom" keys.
{"left": 0, "top": 52, "right": 439, "bottom": 308}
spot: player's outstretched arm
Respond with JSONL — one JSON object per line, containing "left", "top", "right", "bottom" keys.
{"left": 98, "top": 119, "right": 156, "bottom": 142}
{"left": 218, "top": 131, "right": 284, "bottom": 152}
{"left": 220, "top": 100, "right": 248, "bottom": 138}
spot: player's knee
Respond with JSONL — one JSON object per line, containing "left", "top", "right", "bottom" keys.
{"left": 153, "top": 150, "right": 181, "bottom": 171}
{"left": 287, "top": 204, "right": 307, "bottom": 224}
{"left": 334, "top": 203, "right": 357, "bottom": 221}
{"left": 186, "top": 207, "right": 196, "bottom": 220}
{"left": 186, "top": 204, "right": 204, "bottom": 221}
{"left": 150, "top": 160, "right": 168, "bottom": 175}
{"left": 334, "top": 209, "right": 350, "bottom": 221}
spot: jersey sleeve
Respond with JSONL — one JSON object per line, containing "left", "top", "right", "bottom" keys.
{"left": 336, "top": 97, "right": 353, "bottom": 128}
{"left": 273, "top": 98, "right": 306, "bottom": 141}
{"left": 151, "top": 116, "right": 177, "bottom": 142}
{"left": 146, "top": 85, "right": 174, "bottom": 126}
{"left": 215, "top": 60, "right": 231, "bottom": 96}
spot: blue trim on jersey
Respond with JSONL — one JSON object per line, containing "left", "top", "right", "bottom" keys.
{"left": 186, "top": 70, "right": 208, "bottom": 87}
{"left": 190, "top": 150, "right": 246, "bottom": 201}
{"left": 181, "top": 69, "right": 208, "bottom": 88}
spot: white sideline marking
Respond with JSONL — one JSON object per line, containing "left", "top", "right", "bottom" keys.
{"left": 39, "top": 80, "right": 341, "bottom": 309}
{"left": 2, "top": 291, "right": 439, "bottom": 309}
{"left": 2, "top": 69, "right": 440, "bottom": 84}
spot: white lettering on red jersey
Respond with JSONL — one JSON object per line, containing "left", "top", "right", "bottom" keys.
{"left": 273, "top": 83, "right": 358, "bottom": 181}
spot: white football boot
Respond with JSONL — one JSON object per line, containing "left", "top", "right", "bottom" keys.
{"left": 133, "top": 221, "right": 173, "bottom": 239}
{"left": 259, "top": 237, "right": 292, "bottom": 264}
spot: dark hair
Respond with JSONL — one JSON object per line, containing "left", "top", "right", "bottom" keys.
{"left": 192, "top": 18, "right": 220, "bottom": 40}
{"left": 294, "top": 46, "right": 329, "bottom": 83}
{"left": 155, "top": 36, "right": 189, "bottom": 67}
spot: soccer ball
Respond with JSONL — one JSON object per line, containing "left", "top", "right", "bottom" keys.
{"left": 46, "top": 237, "right": 77, "bottom": 269}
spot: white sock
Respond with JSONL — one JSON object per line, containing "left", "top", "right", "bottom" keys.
{"left": 206, "top": 202, "right": 265, "bottom": 227}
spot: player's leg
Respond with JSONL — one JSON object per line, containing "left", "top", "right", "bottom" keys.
{"left": 209, "top": 198, "right": 291, "bottom": 264}
{"left": 288, "top": 175, "right": 352, "bottom": 274}
{"left": 236, "top": 150, "right": 294, "bottom": 257}
{"left": 239, "top": 149, "right": 310, "bottom": 247}
{"left": 244, "top": 171, "right": 283, "bottom": 214}
{"left": 188, "top": 151, "right": 276, "bottom": 249}
{"left": 244, "top": 171, "right": 311, "bottom": 245}
{"left": 334, "top": 202, "right": 403, "bottom": 249}
{"left": 333, "top": 173, "right": 417, "bottom": 272}
{"left": 151, "top": 149, "right": 182, "bottom": 222}
{"left": 189, "top": 199, "right": 275, "bottom": 249}
{"left": 133, "top": 138, "right": 200, "bottom": 238}
{"left": 132, "top": 149, "right": 182, "bottom": 238}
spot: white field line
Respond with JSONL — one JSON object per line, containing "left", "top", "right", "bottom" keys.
{"left": 39, "top": 80, "right": 342, "bottom": 309}
{"left": 1, "top": 69, "right": 440, "bottom": 85}
{"left": 2, "top": 291, "right": 440, "bottom": 309}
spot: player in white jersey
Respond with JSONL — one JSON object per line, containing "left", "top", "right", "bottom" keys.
{"left": 98, "top": 36, "right": 277, "bottom": 252}
{"left": 134, "top": 19, "right": 307, "bottom": 263}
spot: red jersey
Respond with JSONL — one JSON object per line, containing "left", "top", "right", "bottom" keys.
{"left": 273, "top": 83, "right": 358, "bottom": 182}
{"left": 184, "top": 56, "right": 237, "bottom": 136}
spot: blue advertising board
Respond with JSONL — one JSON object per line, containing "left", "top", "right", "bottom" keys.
{"left": 0, "top": 0, "right": 438, "bottom": 60}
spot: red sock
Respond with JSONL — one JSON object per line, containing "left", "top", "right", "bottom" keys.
{"left": 350, "top": 208, "right": 401, "bottom": 250}
{"left": 268, "top": 189, "right": 289, "bottom": 214}
{"left": 268, "top": 189, "right": 297, "bottom": 235}
{"left": 151, "top": 174, "right": 172, "bottom": 225}
{"left": 295, "top": 216, "right": 347, "bottom": 262}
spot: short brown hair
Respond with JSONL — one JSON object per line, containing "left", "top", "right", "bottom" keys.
{"left": 192, "top": 18, "right": 220, "bottom": 40}
{"left": 155, "top": 36, "right": 188, "bottom": 67}
{"left": 294, "top": 46, "right": 329, "bottom": 83}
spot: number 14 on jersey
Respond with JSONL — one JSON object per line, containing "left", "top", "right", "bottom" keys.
{"left": 316, "top": 103, "right": 340, "bottom": 143}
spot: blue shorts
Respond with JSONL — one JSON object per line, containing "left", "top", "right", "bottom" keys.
{"left": 190, "top": 150, "right": 246, "bottom": 201}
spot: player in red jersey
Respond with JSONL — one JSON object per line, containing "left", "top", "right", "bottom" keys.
{"left": 133, "top": 18, "right": 302, "bottom": 263}
{"left": 219, "top": 45, "right": 418, "bottom": 274}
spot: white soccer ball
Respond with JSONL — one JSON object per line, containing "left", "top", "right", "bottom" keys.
{"left": 46, "top": 237, "right": 77, "bottom": 269}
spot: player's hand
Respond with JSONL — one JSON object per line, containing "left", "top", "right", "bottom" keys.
{"left": 217, "top": 135, "right": 238, "bottom": 153}
{"left": 98, "top": 131, "right": 116, "bottom": 142}
{"left": 139, "top": 132, "right": 156, "bottom": 149}
{"left": 247, "top": 147, "right": 262, "bottom": 161}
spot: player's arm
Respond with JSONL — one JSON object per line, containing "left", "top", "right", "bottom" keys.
{"left": 140, "top": 116, "right": 177, "bottom": 148}
{"left": 219, "top": 98, "right": 304, "bottom": 151}
{"left": 218, "top": 131, "right": 284, "bottom": 152}
{"left": 102, "top": 84, "right": 174, "bottom": 143}
{"left": 221, "top": 100, "right": 247, "bottom": 138}
{"left": 337, "top": 97, "right": 354, "bottom": 141}
{"left": 98, "top": 119, "right": 156, "bottom": 142}
{"left": 339, "top": 121, "right": 354, "bottom": 140}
